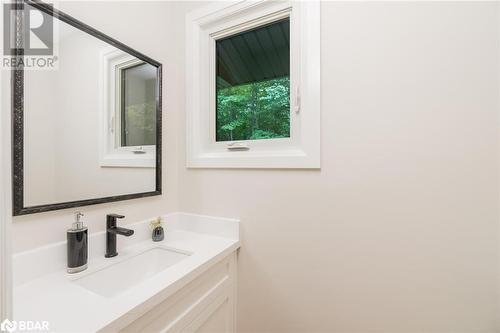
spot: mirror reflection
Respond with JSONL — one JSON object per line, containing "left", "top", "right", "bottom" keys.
{"left": 23, "top": 10, "right": 159, "bottom": 207}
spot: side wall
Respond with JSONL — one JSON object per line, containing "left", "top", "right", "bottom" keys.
{"left": 0, "top": 21, "right": 13, "bottom": 322}
{"left": 178, "top": 2, "right": 500, "bottom": 332}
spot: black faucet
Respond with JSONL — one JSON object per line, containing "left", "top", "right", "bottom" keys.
{"left": 105, "top": 214, "right": 134, "bottom": 258}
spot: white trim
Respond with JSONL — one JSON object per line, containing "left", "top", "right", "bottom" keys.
{"left": 99, "top": 48, "right": 155, "bottom": 168}
{"left": 0, "top": 64, "right": 13, "bottom": 321}
{"left": 186, "top": 0, "right": 320, "bottom": 169}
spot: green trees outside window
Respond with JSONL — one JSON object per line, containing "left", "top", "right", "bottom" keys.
{"left": 215, "top": 19, "right": 290, "bottom": 142}
{"left": 216, "top": 77, "right": 290, "bottom": 142}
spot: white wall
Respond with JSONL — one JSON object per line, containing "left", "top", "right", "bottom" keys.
{"left": 24, "top": 61, "right": 57, "bottom": 205}
{"left": 11, "top": 1, "right": 499, "bottom": 332}
{"left": 24, "top": 20, "right": 155, "bottom": 206}
{"left": 1, "top": 22, "right": 13, "bottom": 322}
{"left": 178, "top": 2, "right": 500, "bottom": 332}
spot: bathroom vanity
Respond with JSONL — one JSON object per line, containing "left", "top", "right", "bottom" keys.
{"left": 12, "top": 213, "right": 240, "bottom": 332}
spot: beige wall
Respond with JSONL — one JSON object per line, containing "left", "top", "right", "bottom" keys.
{"left": 178, "top": 2, "right": 500, "bottom": 332}
{"left": 12, "top": 1, "right": 500, "bottom": 332}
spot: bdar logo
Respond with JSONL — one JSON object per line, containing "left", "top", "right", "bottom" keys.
{"left": 0, "top": 319, "right": 16, "bottom": 333}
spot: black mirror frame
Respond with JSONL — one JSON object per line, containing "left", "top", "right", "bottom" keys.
{"left": 12, "top": 0, "right": 162, "bottom": 216}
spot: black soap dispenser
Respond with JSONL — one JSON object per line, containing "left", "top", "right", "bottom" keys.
{"left": 67, "top": 212, "right": 88, "bottom": 274}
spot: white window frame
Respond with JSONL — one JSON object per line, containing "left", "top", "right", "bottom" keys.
{"left": 186, "top": 0, "right": 320, "bottom": 169}
{"left": 99, "top": 48, "right": 155, "bottom": 168}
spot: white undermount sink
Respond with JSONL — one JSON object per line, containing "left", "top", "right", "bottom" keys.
{"left": 74, "top": 247, "right": 191, "bottom": 297}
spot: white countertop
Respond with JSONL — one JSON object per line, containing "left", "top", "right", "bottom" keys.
{"left": 13, "top": 213, "right": 240, "bottom": 333}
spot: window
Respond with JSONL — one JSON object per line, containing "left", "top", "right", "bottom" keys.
{"left": 186, "top": 1, "right": 320, "bottom": 168}
{"left": 100, "top": 49, "right": 157, "bottom": 168}
{"left": 216, "top": 19, "right": 290, "bottom": 142}
{"left": 120, "top": 63, "right": 157, "bottom": 147}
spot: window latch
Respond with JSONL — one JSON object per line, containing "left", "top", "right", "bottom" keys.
{"left": 132, "top": 146, "right": 147, "bottom": 154}
{"left": 226, "top": 142, "right": 250, "bottom": 151}
{"left": 293, "top": 86, "right": 301, "bottom": 114}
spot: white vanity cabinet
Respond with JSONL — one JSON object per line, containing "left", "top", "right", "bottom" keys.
{"left": 117, "top": 252, "right": 237, "bottom": 333}
{"left": 13, "top": 213, "right": 240, "bottom": 333}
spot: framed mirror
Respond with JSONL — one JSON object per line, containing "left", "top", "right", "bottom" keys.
{"left": 11, "top": 0, "right": 162, "bottom": 215}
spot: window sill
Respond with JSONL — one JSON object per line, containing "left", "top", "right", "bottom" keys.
{"left": 100, "top": 155, "right": 155, "bottom": 168}
{"left": 187, "top": 147, "right": 319, "bottom": 169}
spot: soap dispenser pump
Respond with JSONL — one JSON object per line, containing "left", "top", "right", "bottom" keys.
{"left": 67, "top": 212, "right": 88, "bottom": 273}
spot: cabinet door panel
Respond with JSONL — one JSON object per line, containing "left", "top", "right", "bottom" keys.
{"left": 186, "top": 297, "right": 231, "bottom": 333}
{"left": 119, "top": 253, "right": 236, "bottom": 333}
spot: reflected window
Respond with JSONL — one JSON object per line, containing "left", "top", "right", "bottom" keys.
{"left": 100, "top": 48, "right": 158, "bottom": 168}
{"left": 120, "top": 63, "right": 157, "bottom": 147}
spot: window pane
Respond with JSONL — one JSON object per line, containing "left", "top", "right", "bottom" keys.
{"left": 216, "top": 19, "right": 290, "bottom": 142}
{"left": 121, "top": 63, "right": 157, "bottom": 147}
